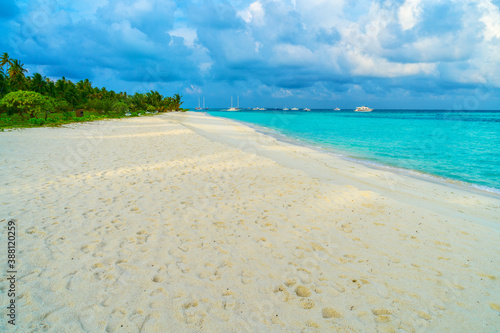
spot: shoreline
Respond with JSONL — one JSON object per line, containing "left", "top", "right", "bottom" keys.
{"left": 205, "top": 111, "right": 500, "bottom": 199}
{"left": 172, "top": 112, "right": 500, "bottom": 227}
{"left": 1, "top": 113, "right": 499, "bottom": 331}
{"left": 204, "top": 111, "right": 500, "bottom": 198}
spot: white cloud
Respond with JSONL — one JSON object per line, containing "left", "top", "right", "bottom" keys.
{"left": 185, "top": 84, "right": 202, "bottom": 95}
{"left": 294, "top": 0, "right": 346, "bottom": 29}
{"left": 406, "top": 34, "right": 472, "bottom": 63}
{"left": 478, "top": 0, "right": 500, "bottom": 41}
{"left": 272, "top": 88, "right": 293, "bottom": 98}
{"left": 169, "top": 26, "right": 197, "bottom": 47}
{"left": 238, "top": 1, "right": 265, "bottom": 25}
{"left": 347, "top": 50, "right": 436, "bottom": 78}
{"left": 398, "top": 0, "right": 422, "bottom": 31}
{"left": 114, "top": 0, "right": 154, "bottom": 18}
{"left": 110, "top": 20, "right": 153, "bottom": 49}
{"left": 272, "top": 44, "right": 314, "bottom": 64}
{"left": 199, "top": 62, "right": 212, "bottom": 73}
{"left": 255, "top": 41, "right": 263, "bottom": 53}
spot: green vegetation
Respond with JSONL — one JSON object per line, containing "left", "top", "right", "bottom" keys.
{"left": 0, "top": 52, "right": 185, "bottom": 129}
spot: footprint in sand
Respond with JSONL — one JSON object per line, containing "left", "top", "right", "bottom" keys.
{"left": 478, "top": 273, "right": 496, "bottom": 280}
{"left": 322, "top": 307, "right": 342, "bottom": 319}
{"left": 489, "top": 303, "right": 500, "bottom": 312}
{"left": 44, "top": 235, "right": 67, "bottom": 246}
{"left": 81, "top": 243, "right": 96, "bottom": 254}
{"left": 136, "top": 230, "right": 150, "bottom": 244}
{"left": 181, "top": 300, "right": 206, "bottom": 326}
{"left": 240, "top": 269, "right": 255, "bottom": 284}
{"left": 341, "top": 224, "right": 352, "bottom": 233}
{"left": 150, "top": 288, "right": 168, "bottom": 297}
{"left": 152, "top": 275, "right": 164, "bottom": 283}
{"left": 300, "top": 299, "right": 315, "bottom": 309}
{"left": 129, "top": 309, "right": 145, "bottom": 326}
{"left": 149, "top": 300, "right": 163, "bottom": 309}
{"left": 306, "top": 320, "right": 320, "bottom": 328}
{"left": 295, "top": 286, "right": 311, "bottom": 297}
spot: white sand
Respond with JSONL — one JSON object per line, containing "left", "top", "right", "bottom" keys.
{"left": 0, "top": 112, "right": 499, "bottom": 332}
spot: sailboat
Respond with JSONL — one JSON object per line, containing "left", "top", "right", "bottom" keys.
{"left": 227, "top": 96, "right": 240, "bottom": 111}
{"left": 195, "top": 97, "right": 202, "bottom": 110}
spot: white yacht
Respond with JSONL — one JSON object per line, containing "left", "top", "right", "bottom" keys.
{"left": 304, "top": 108, "right": 311, "bottom": 111}
{"left": 291, "top": 107, "right": 299, "bottom": 110}
{"left": 354, "top": 106, "right": 373, "bottom": 112}
{"left": 334, "top": 107, "right": 340, "bottom": 111}
{"left": 283, "top": 107, "right": 289, "bottom": 111}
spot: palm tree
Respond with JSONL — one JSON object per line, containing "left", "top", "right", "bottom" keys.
{"left": 30, "top": 73, "right": 47, "bottom": 94}
{"left": 64, "top": 83, "right": 79, "bottom": 107}
{"left": 77, "top": 79, "right": 93, "bottom": 96}
{"left": 46, "top": 78, "right": 56, "bottom": 98}
{"left": 130, "top": 92, "right": 147, "bottom": 111}
{"left": 0, "top": 53, "right": 12, "bottom": 75}
{"left": 0, "top": 70, "right": 9, "bottom": 96}
{"left": 55, "top": 77, "right": 68, "bottom": 97}
{"left": 8, "top": 59, "right": 27, "bottom": 77}
{"left": 146, "top": 90, "right": 163, "bottom": 107}
{"left": 8, "top": 59, "right": 28, "bottom": 91}
{"left": 172, "top": 93, "right": 183, "bottom": 110}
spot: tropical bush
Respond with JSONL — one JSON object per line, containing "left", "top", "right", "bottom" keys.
{"left": 112, "top": 101, "right": 128, "bottom": 113}
{"left": 0, "top": 90, "right": 51, "bottom": 119}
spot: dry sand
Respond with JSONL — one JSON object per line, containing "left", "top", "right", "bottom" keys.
{"left": 0, "top": 112, "right": 499, "bottom": 332}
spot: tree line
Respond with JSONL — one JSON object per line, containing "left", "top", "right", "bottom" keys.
{"left": 0, "top": 52, "right": 183, "bottom": 122}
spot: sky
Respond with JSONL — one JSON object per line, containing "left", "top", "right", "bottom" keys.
{"left": 1, "top": 0, "right": 500, "bottom": 109}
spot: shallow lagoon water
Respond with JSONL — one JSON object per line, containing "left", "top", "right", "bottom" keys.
{"left": 206, "top": 109, "right": 500, "bottom": 194}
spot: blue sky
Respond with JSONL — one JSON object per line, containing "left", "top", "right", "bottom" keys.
{"left": 1, "top": 0, "right": 500, "bottom": 109}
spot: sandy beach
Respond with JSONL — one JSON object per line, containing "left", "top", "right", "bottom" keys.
{"left": 1, "top": 112, "right": 499, "bottom": 332}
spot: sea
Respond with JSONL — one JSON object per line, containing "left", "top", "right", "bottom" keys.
{"left": 202, "top": 109, "right": 500, "bottom": 195}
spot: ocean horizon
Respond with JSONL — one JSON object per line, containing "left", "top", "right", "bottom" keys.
{"left": 203, "top": 109, "right": 500, "bottom": 195}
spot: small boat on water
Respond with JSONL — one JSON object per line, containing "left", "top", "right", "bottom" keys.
{"left": 334, "top": 107, "right": 340, "bottom": 111}
{"left": 291, "top": 107, "right": 299, "bottom": 111}
{"left": 304, "top": 108, "right": 311, "bottom": 111}
{"left": 226, "top": 96, "right": 240, "bottom": 111}
{"left": 354, "top": 106, "right": 373, "bottom": 112}
{"left": 195, "top": 97, "right": 202, "bottom": 110}
{"left": 283, "top": 107, "right": 289, "bottom": 111}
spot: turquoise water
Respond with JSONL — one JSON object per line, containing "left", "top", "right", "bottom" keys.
{"left": 206, "top": 109, "right": 500, "bottom": 194}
